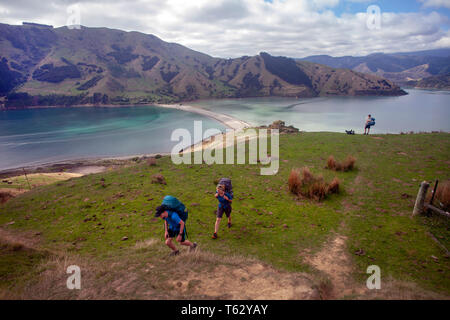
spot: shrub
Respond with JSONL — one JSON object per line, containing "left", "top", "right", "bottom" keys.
{"left": 326, "top": 155, "right": 356, "bottom": 172}
{"left": 309, "top": 176, "right": 328, "bottom": 201}
{"left": 327, "top": 156, "right": 336, "bottom": 170}
{"left": 328, "top": 177, "right": 340, "bottom": 194}
{"left": 288, "top": 167, "right": 340, "bottom": 201}
{"left": 342, "top": 156, "right": 356, "bottom": 172}
{"left": 301, "top": 167, "right": 313, "bottom": 184}
{"left": 288, "top": 169, "right": 302, "bottom": 195}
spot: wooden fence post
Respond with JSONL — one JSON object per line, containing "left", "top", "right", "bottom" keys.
{"left": 413, "top": 181, "right": 430, "bottom": 217}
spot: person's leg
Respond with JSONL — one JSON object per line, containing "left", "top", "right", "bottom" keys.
{"left": 214, "top": 218, "right": 222, "bottom": 234}
{"left": 226, "top": 207, "right": 232, "bottom": 227}
{"left": 177, "top": 229, "right": 197, "bottom": 250}
{"left": 367, "top": 126, "right": 370, "bottom": 135}
{"left": 165, "top": 237, "right": 177, "bottom": 252}
{"left": 214, "top": 207, "right": 224, "bottom": 237}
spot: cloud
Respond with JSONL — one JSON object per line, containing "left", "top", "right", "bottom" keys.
{"left": 0, "top": 0, "right": 448, "bottom": 58}
{"left": 419, "top": 0, "right": 450, "bottom": 9}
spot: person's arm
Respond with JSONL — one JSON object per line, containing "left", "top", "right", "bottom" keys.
{"left": 164, "top": 220, "right": 169, "bottom": 239}
{"left": 177, "top": 220, "right": 185, "bottom": 242}
{"left": 223, "top": 193, "right": 233, "bottom": 203}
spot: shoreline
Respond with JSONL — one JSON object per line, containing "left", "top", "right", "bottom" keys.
{"left": 0, "top": 102, "right": 253, "bottom": 175}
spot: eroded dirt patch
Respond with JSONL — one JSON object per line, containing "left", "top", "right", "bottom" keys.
{"left": 306, "top": 234, "right": 365, "bottom": 299}
{"left": 168, "top": 257, "right": 317, "bottom": 300}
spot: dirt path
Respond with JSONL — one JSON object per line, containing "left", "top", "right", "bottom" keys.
{"left": 306, "top": 234, "right": 366, "bottom": 299}
{"left": 168, "top": 257, "right": 317, "bottom": 300}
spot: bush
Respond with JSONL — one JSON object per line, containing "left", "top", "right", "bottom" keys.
{"left": 326, "top": 155, "right": 356, "bottom": 172}
{"left": 342, "top": 156, "right": 356, "bottom": 172}
{"left": 328, "top": 177, "right": 340, "bottom": 194}
{"left": 288, "top": 167, "right": 340, "bottom": 201}
{"left": 288, "top": 169, "right": 302, "bottom": 195}
{"left": 327, "top": 156, "right": 336, "bottom": 170}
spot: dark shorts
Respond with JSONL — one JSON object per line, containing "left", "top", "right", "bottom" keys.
{"left": 365, "top": 124, "right": 371, "bottom": 129}
{"left": 217, "top": 206, "right": 232, "bottom": 219}
{"left": 168, "top": 228, "right": 186, "bottom": 242}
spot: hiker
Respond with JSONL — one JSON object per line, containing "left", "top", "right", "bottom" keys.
{"left": 364, "top": 114, "right": 375, "bottom": 135}
{"left": 155, "top": 198, "right": 197, "bottom": 256}
{"left": 212, "top": 184, "right": 233, "bottom": 239}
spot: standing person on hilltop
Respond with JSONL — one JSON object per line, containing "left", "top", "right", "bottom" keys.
{"left": 364, "top": 114, "right": 375, "bottom": 135}
{"left": 212, "top": 184, "right": 233, "bottom": 239}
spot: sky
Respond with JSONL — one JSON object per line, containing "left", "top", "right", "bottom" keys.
{"left": 0, "top": 0, "right": 449, "bottom": 58}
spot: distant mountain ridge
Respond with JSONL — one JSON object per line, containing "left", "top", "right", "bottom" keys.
{"left": 300, "top": 49, "right": 450, "bottom": 89}
{"left": 0, "top": 23, "right": 406, "bottom": 108}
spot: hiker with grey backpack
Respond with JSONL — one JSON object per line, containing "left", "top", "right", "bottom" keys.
{"left": 212, "top": 178, "right": 233, "bottom": 239}
{"left": 155, "top": 196, "right": 197, "bottom": 256}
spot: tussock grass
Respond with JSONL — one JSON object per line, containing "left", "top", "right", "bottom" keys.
{"left": 326, "top": 155, "right": 356, "bottom": 172}
{"left": 289, "top": 167, "right": 340, "bottom": 201}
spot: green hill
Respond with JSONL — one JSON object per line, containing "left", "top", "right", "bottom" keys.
{"left": 0, "top": 132, "right": 449, "bottom": 299}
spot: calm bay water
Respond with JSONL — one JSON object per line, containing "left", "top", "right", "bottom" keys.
{"left": 0, "top": 106, "right": 225, "bottom": 170}
{"left": 192, "top": 89, "right": 450, "bottom": 134}
{"left": 0, "top": 89, "right": 448, "bottom": 171}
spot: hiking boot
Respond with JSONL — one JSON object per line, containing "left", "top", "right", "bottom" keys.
{"left": 227, "top": 222, "right": 232, "bottom": 228}
{"left": 212, "top": 233, "right": 218, "bottom": 239}
{"left": 190, "top": 242, "right": 198, "bottom": 252}
{"left": 169, "top": 250, "right": 180, "bottom": 257}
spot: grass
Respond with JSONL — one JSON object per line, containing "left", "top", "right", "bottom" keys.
{"left": 0, "top": 132, "right": 449, "bottom": 298}
{"left": 1, "top": 173, "right": 82, "bottom": 190}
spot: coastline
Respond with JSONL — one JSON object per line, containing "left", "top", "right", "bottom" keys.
{"left": 0, "top": 103, "right": 253, "bottom": 175}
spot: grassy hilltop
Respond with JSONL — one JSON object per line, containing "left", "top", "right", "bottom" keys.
{"left": 0, "top": 132, "right": 449, "bottom": 299}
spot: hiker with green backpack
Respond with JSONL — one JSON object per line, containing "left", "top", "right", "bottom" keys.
{"left": 155, "top": 196, "right": 197, "bottom": 256}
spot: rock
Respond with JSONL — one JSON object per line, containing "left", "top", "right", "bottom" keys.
{"left": 121, "top": 236, "right": 128, "bottom": 241}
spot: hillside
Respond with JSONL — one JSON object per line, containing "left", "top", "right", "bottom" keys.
{"left": 0, "top": 132, "right": 449, "bottom": 299}
{"left": 301, "top": 49, "right": 450, "bottom": 87}
{"left": 0, "top": 23, "right": 405, "bottom": 108}
{"left": 406, "top": 74, "right": 450, "bottom": 90}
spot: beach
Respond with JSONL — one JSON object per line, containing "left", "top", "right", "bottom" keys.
{"left": 0, "top": 103, "right": 252, "bottom": 176}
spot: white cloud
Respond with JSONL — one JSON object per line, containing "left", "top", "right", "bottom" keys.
{"left": 0, "top": 0, "right": 448, "bottom": 58}
{"left": 419, "top": 0, "right": 450, "bottom": 9}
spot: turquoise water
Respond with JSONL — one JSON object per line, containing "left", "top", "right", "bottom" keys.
{"left": 1, "top": 89, "right": 449, "bottom": 171}
{"left": 0, "top": 106, "right": 226, "bottom": 170}
{"left": 192, "top": 89, "right": 450, "bottom": 134}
